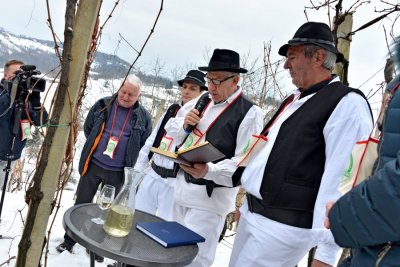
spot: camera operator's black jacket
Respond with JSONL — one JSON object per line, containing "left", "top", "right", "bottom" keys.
{"left": 0, "top": 83, "right": 48, "bottom": 161}
{"left": 78, "top": 96, "right": 152, "bottom": 176}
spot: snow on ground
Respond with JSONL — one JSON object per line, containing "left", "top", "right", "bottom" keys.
{"left": 0, "top": 189, "right": 317, "bottom": 267}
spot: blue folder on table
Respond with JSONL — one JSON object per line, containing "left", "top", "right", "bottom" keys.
{"left": 136, "top": 221, "right": 206, "bottom": 248}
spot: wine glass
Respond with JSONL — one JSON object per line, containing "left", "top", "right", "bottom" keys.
{"left": 91, "top": 184, "right": 115, "bottom": 224}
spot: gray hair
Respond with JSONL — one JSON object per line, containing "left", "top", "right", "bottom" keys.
{"left": 303, "top": 44, "right": 337, "bottom": 71}
{"left": 227, "top": 72, "right": 240, "bottom": 77}
{"left": 227, "top": 72, "right": 241, "bottom": 85}
{"left": 125, "top": 74, "right": 143, "bottom": 92}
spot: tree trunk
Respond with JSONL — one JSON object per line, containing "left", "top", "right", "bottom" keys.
{"left": 153, "top": 99, "right": 166, "bottom": 128}
{"left": 16, "top": 1, "right": 101, "bottom": 266}
{"left": 334, "top": 13, "right": 353, "bottom": 86}
{"left": 333, "top": 14, "right": 354, "bottom": 264}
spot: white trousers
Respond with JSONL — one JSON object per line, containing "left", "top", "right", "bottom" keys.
{"left": 173, "top": 204, "right": 225, "bottom": 267}
{"left": 135, "top": 170, "right": 175, "bottom": 221}
{"left": 229, "top": 209, "right": 314, "bottom": 267}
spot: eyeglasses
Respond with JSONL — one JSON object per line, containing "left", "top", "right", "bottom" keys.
{"left": 206, "top": 75, "right": 235, "bottom": 85}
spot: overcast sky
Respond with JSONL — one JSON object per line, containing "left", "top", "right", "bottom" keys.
{"left": 0, "top": 0, "right": 399, "bottom": 103}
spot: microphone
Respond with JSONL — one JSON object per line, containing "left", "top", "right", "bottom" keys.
{"left": 185, "top": 93, "right": 211, "bottom": 133}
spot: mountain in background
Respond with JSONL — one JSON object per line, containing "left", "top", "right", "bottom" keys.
{"left": 0, "top": 28, "right": 173, "bottom": 87}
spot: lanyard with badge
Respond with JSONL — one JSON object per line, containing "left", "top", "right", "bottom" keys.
{"left": 156, "top": 105, "right": 181, "bottom": 152}
{"left": 20, "top": 119, "right": 32, "bottom": 140}
{"left": 158, "top": 134, "right": 174, "bottom": 151}
{"left": 178, "top": 93, "right": 242, "bottom": 152}
{"left": 103, "top": 103, "right": 132, "bottom": 159}
{"left": 236, "top": 93, "right": 300, "bottom": 167}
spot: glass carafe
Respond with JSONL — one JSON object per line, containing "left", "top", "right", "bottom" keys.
{"left": 103, "top": 167, "right": 144, "bottom": 237}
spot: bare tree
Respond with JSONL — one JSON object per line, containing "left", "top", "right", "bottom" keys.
{"left": 16, "top": 1, "right": 102, "bottom": 266}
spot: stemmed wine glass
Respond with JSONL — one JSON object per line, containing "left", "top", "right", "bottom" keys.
{"left": 91, "top": 184, "right": 115, "bottom": 224}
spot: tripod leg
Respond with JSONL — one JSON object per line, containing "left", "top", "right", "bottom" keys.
{"left": 0, "top": 158, "right": 13, "bottom": 221}
{"left": 0, "top": 158, "right": 14, "bottom": 239}
{"left": 0, "top": 101, "right": 24, "bottom": 226}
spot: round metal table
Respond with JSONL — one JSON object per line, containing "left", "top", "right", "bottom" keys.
{"left": 63, "top": 203, "right": 199, "bottom": 267}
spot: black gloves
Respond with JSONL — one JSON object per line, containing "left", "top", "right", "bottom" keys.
{"left": 28, "top": 91, "right": 41, "bottom": 109}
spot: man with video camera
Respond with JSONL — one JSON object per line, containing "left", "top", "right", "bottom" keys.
{"left": 0, "top": 59, "right": 48, "bottom": 190}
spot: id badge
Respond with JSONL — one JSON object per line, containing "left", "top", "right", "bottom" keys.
{"left": 159, "top": 135, "right": 173, "bottom": 151}
{"left": 103, "top": 136, "right": 119, "bottom": 159}
{"left": 20, "top": 119, "right": 32, "bottom": 140}
{"left": 236, "top": 134, "right": 268, "bottom": 167}
{"left": 179, "top": 128, "right": 203, "bottom": 151}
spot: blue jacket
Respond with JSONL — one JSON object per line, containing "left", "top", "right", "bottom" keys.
{"left": 329, "top": 73, "right": 400, "bottom": 266}
{"left": 78, "top": 96, "right": 152, "bottom": 175}
{"left": 0, "top": 85, "right": 48, "bottom": 161}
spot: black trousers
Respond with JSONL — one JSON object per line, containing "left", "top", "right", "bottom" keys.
{"left": 64, "top": 162, "right": 124, "bottom": 246}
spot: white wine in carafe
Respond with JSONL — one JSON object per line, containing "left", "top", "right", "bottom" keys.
{"left": 103, "top": 167, "right": 144, "bottom": 237}
{"left": 103, "top": 204, "right": 134, "bottom": 237}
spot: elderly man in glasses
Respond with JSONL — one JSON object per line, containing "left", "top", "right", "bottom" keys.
{"left": 163, "top": 49, "right": 264, "bottom": 267}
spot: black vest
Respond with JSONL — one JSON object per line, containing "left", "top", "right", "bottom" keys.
{"left": 258, "top": 82, "right": 366, "bottom": 228}
{"left": 206, "top": 95, "right": 254, "bottom": 160}
{"left": 185, "top": 94, "right": 254, "bottom": 197}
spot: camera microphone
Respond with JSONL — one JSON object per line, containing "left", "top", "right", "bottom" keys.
{"left": 185, "top": 93, "right": 211, "bottom": 133}
{"left": 21, "top": 65, "right": 37, "bottom": 71}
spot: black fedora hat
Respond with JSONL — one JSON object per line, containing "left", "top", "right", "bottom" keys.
{"left": 177, "top": 70, "right": 208, "bottom": 90}
{"left": 278, "top": 22, "right": 344, "bottom": 63}
{"left": 199, "top": 49, "right": 248, "bottom": 73}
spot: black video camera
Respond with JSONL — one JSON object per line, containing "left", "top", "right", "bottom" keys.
{"left": 3, "top": 65, "right": 46, "bottom": 98}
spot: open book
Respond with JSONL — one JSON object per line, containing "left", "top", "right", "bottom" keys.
{"left": 150, "top": 141, "right": 225, "bottom": 166}
{"left": 136, "top": 221, "right": 205, "bottom": 248}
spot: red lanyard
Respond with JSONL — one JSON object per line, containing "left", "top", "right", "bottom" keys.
{"left": 110, "top": 103, "right": 132, "bottom": 140}
{"left": 262, "top": 93, "right": 300, "bottom": 136}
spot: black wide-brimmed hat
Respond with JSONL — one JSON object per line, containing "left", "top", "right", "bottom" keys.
{"left": 278, "top": 22, "right": 344, "bottom": 63}
{"left": 199, "top": 49, "right": 248, "bottom": 73}
{"left": 177, "top": 70, "right": 208, "bottom": 90}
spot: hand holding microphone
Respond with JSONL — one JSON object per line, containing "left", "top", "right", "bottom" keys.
{"left": 184, "top": 93, "right": 210, "bottom": 133}
{"left": 184, "top": 110, "right": 201, "bottom": 132}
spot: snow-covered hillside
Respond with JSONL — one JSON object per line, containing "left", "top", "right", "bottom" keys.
{"left": 0, "top": 28, "right": 130, "bottom": 80}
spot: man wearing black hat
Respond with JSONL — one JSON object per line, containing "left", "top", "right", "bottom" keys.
{"left": 229, "top": 22, "right": 372, "bottom": 267}
{"left": 163, "top": 49, "right": 264, "bottom": 267}
{"left": 133, "top": 70, "right": 208, "bottom": 221}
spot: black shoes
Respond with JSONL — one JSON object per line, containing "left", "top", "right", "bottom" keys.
{"left": 56, "top": 242, "right": 73, "bottom": 253}
{"left": 56, "top": 242, "right": 104, "bottom": 263}
{"left": 107, "top": 262, "right": 136, "bottom": 267}
{"left": 94, "top": 253, "right": 104, "bottom": 263}
{"left": 94, "top": 253, "right": 105, "bottom": 263}
{"left": 86, "top": 248, "right": 104, "bottom": 263}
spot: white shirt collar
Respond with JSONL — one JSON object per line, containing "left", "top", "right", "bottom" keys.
{"left": 214, "top": 86, "right": 242, "bottom": 105}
